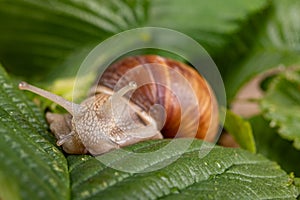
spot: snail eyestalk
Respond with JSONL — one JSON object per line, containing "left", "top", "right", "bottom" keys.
{"left": 114, "top": 81, "right": 137, "bottom": 97}
{"left": 110, "top": 81, "right": 157, "bottom": 129}
{"left": 18, "top": 81, "right": 80, "bottom": 115}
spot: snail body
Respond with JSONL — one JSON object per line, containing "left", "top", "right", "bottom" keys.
{"left": 19, "top": 55, "right": 219, "bottom": 155}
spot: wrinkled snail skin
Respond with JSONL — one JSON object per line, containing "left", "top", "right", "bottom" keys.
{"left": 19, "top": 55, "right": 219, "bottom": 155}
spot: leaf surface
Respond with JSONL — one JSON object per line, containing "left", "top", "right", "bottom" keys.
{"left": 222, "top": 0, "right": 300, "bottom": 101}
{"left": 250, "top": 115, "right": 300, "bottom": 176}
{"left": 260, "top": 70, "right": 300, "bottom": 150}
{"left": 69, "top": 139, "right": 299, "bottom": 200}
{"left": 0, "top": 0, "right": 268, "bottom": 84}
{"left": 0, "top": 65, "right": 69, "bottom": 200}
{"left": 223, "top": 109, "right": 256, "bottom": 153}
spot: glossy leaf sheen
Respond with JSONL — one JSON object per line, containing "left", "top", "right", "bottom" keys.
{"left": 69, "top": 139, "right": 299, "bottom": 200}
{"left": 0, "top": 65, "right": 69, "bottom": 200}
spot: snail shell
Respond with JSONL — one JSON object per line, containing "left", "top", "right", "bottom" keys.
{"left": 19, "top": 55, "right": 219, "bottom": 155}
{"left": 96, "top": 55, "right": 218, "bottom": 139}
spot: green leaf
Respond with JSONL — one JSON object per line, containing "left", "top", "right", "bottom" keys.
{"left": 260, "top": 70, "right": 300, "bottom": 150}
{"left": 0, "top": 64, "right": 69, "bottom": 200}
{"left": 223, "top": 109, "right": 256, "bottom": 153}
{"left": 0, "top": 0, "right": 146, "bottom": 79}
{"left": 0, "top": 0, "right": 269, "bottom": 83}
{"left": 68, "top": 139, "right": 299, "bottom": 200}
{"left": 0, "top": 170, "right": 20, "bottom": 200}
{"left": 1, "top": 60, "right": 299, "bottom": 199}
{"left": 222, "top": 0, "right": 300, "bottom": 101}
{"left": 1, "top": 0, "right": 300, "bottom": 104}
{"left": 147, "top": 0, "right": 268, "bottom": 56}
{"left": 250, "top": 115, "right": 300, "bottom": 177}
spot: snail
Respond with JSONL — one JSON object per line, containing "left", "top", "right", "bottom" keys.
{"left": 19, "top": 55, "right": 219, "bottom": 155}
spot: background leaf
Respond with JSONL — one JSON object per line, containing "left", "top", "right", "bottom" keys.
{"left": 147, "top": 0, "right": 268, "bottom": 57}
{"left": 250, "top": 115, "right": 300, "bottom": 176}
{"left": 222, "top": 0, "right": 300, "bottom": 101}
{"left": 260, "top": 70, "right": 300, "bottom": 150}
{"left": 1, "top": 0, "right": 300, "bottom": 103}
{"left": 0, "top": 0, "right": 146, "bottom": 79}
{"left": 0, "top": 0, "right": 269, "bottom": 85}
{"left": 0, "top": 65, "right": 69, "bottom": 200}
{"left": 223, "top": 109, "right": 256, "bottom": 153}
{"left": 68, "top": 139, "right": 299, "bottom": 200}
